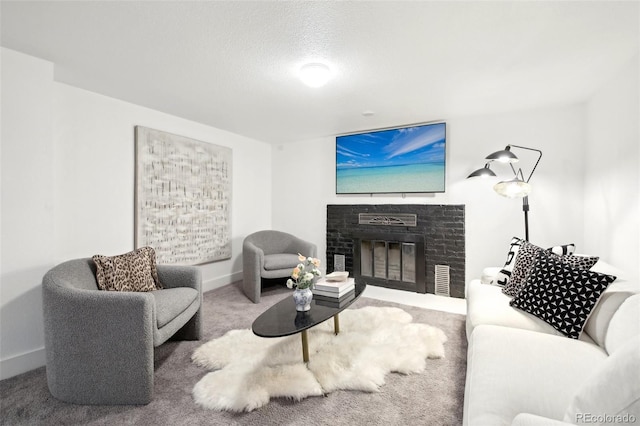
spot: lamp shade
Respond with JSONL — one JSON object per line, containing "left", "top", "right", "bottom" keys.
{"left": 486, "top": 149, "right": 519, "bottom": 163}
{"left": 467, "top": 164, "right": 497, "bottom": 178}
{"left": 493, "top": 178, "right": 531, "bottom": 198}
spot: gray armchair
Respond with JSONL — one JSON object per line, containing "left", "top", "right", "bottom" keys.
{"left": 242, "top": 230, "right": 317, "bottom": 303}
{"left": 42, "top": 258, "right": 202, "bottom": 405}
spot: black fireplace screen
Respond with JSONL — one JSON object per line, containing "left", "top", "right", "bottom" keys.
{"left": 355, "top": 234, "right": 425, "bottom": 293}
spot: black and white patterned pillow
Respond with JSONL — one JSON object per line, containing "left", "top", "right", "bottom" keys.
{"left": 493, "top": 237, "right": 525, "bottom": 286}
{"left": 514, "top": 249, "right": 600, "bottom": 296}
{"left": 510, "top": 251, "right": 616, "bottom": 339}
{"left": 502, "top": 241, "right": 540, "bottom": 296}
{"left": 502, "top": 241, "right": 597, "bottom": 297}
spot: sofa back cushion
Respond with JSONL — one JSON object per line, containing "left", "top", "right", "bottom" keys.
{"left": 245, "top": 230, "right": 301, "bottom": 255}
{"left": 583, "top": 284, "right": 637, "bottom": 349}
{"left": 605, "top": 293, "right": 640, "bottom": 355}
{"left": 563, "top": 335, "right": 640, "bottom": 424}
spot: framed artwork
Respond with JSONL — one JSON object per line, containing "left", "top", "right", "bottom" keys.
{"left": 135, "top": 126, "right": 232, "bottom": 265}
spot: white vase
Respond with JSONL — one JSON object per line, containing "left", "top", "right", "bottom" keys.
{"left": 293, "top": 287, "right": 313, "bottom": 312}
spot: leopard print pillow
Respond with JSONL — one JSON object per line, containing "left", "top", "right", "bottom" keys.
{"left": 92, "top": 247, "right": 163, "bottom": 292}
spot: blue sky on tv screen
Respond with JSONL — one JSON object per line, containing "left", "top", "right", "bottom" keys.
{"left": 336, "top": 122, "right": 446, "bottom": 169}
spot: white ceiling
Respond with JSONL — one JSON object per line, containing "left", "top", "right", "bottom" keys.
{"left": 1, "top": 1, "right": 638, "bottom": 144}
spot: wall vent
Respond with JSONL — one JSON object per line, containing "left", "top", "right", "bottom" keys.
{"left": 435, "top": 265, "right": 450, "bottom": 297}
{"left": 334, "top": 254, "right": 345, "bottom": 272}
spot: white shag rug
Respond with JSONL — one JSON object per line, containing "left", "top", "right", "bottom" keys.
{"left": 191, "top": 306, "right": 447, "bottom": 412}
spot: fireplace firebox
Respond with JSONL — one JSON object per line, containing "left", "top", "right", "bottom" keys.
{"left": 354, "top": 233, "right": 426, "bottom": 293}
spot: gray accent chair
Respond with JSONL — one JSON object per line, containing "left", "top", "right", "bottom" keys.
{"left": 42, "top": 258, "right": 202, "bottom": 405}
{"left": 243, "top": 230, "right": 317, "bottom": 303}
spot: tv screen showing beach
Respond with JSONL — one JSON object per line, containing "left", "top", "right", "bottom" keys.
{"left": 336, "top": 122, "right": 446, "bottom": 194}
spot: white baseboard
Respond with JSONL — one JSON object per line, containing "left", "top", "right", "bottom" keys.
{"left": 0, "top": 347, "right": 46, "bottom": 381}
{"left": 203, "top": 271, "right": 242, "bottom": 293}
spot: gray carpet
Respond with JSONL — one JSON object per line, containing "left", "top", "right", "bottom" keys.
{"left": 0, "top": 282, "right": 467, "bottom": 425}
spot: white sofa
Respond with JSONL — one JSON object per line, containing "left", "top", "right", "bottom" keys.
{"left": 463, "top": 262, "right": 640, "bottom": 426}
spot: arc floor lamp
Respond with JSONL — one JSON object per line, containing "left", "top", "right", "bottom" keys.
{"left": 467, "top": 145, "right": 542, "bottom": 241}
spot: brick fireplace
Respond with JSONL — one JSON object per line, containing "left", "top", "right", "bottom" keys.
{"left": 326, "top": 204, "right": 465, "bottom": 298}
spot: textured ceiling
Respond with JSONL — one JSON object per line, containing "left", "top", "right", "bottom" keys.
{"left": 2, "top": 1, "right": 638, "bottom": 144}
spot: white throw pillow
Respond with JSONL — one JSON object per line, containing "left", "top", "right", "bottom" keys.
{"left": 481, "top": 267, "right": 501, "bottom": 285}
{"left": 563, "top": 335, "right": 640, "bottom": 424}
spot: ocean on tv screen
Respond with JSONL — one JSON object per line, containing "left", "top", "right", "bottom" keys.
{"left": 336, "top": 163, "right": 445, "bottom": 194}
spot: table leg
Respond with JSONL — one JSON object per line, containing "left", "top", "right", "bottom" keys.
{"left": 334, "top": 314, "right": 340, "bottom": 335}
{"left": 301, "top": 329, "right": 309, "bottom": 363}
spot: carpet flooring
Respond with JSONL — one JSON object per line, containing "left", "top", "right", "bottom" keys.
{"left": 0, "top": 282, "right": 467, "bottom": 426}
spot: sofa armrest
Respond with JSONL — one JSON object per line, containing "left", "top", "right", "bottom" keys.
{"left": 156, "top": 264, "right": 201, "bottom": 292}
{"left": 511, "top": 413, "right": 575, "bottom": 426}
{"left": 42, "top": 283, "right": 155, "bottom": 404}
{"left": 242, "top": 240, "right": 265, "bottom": 303}
{"left": 243, "top": 240, "right": 265, "bottom": 265}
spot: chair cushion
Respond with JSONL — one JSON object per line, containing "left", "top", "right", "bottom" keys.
{"left": 263, "top": 253, "right": 300, "bottom": 271}
{"left": 152, "top": 287, "right": 199, "bottom": 329}
{"left": 92, "top": 246, "right": 162, "bottom": 292}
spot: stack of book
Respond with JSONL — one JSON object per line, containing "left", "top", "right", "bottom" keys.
{"left": 313, "top": 277, "right": 356, "bottom": 308}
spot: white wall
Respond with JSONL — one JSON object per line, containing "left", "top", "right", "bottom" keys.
{"left": 0, "top": 48, "right": 273, "bottom": 379}
{"left": 1, "top": 49, "right": 54, "bottom": 378}
{"left": 272, "top": 104, "right": 587, "bottom": 283}
{"left": 52, "top": 82, "right": 273, "bottom": 288}
{"left": 585, "top": 55, "right": 640, "bottom": 281}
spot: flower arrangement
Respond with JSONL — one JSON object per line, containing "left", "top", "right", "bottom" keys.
{"left": 286, "top": 254, "right": 321, "bottom": 290}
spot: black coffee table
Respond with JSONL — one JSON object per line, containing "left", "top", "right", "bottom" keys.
{"left": 252, "top": 283, "right": 366, "bottom": 362}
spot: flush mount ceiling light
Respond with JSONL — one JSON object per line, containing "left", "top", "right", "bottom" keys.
{"left": 299, "top": 63, "right": 332, "bottom": 88}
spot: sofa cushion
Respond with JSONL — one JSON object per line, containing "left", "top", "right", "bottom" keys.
{"left": 92, "top": 246, "right": 162, "bottom": 292}
{"left": 510, "top": 252, "right": 616, "bottom": 339}
{"left": 463, "top": 325, "right": 607, "bottom": 426}
{"left": 582, "top": 281, "right": 638, "bottom": 348}
{"left": 465, "top": 280, "right": 577, "bottom": 340}
{"left": 563, "top": 336, "right": 640, "bottom": 424}
{"left": 152, "top": 287, "right": 199, "bottom": 329}
{"left": 263, "top": 253, "right": 300, "bottom": 271}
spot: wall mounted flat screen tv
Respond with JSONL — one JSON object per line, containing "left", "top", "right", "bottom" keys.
{"left": 336, "top": 122, "right": 446, "bottom": 194}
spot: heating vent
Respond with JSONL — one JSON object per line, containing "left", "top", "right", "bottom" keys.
{"left": 334, "top": 254, "right": 346, "bottom": 272}
{"left": 435, "top": 265, "right": 450, "bottom": 296}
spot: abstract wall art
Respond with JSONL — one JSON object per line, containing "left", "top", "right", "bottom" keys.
{"left": 135, "top": 126, "right": 232, "bottom": 265}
